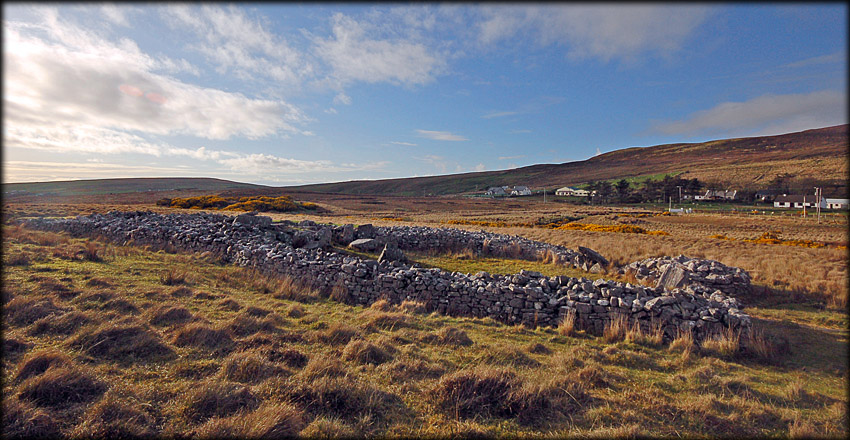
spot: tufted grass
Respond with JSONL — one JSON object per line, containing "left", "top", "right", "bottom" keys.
{"left": 2, "top": 223, "right": 847, "bottom": 438}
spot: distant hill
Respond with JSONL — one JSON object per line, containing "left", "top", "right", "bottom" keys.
{"left": 286, "top": 125, "right": 848, "bottom": 196}
{"left": 3, "top": 177, "right": 266, "bottom": 198}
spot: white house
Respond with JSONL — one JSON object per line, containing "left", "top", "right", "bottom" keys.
{"left": 511, "top": 186, "right": 532, "bottom": 196}
{"left": 825, "top": 198, "right": 849, "bottom": 210}
{"left": 555, "top": 187, "right": 591, "bottom": 197}
{"left": 485, "top": 186, "right": 508, "bottom": 196}
{"left": 773, "top": 195, "right": 827, "bottom": 209}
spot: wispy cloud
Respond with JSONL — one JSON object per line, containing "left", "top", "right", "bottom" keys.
{"left": 313, "top": 13, "right": 447, "bottom": 89}
{"left": 482, "top": 110, "right": 519, "bottom": 119}
{"left": 389, "top": 141, "right": 418, "bottom": 146}
{"left": 652, "top": 90, "right": 847, "bottom": 137}
{"left": 498, "top": 155, "right": 525, "bottom": 160}
{"left": 416, "top": 129, "right": 469, "bottom": 141}
{"left": 783, "top": 51, "right": 844, "bottom": 69}
{"left": 509, "top": 129, "right": 532, "bottom": 134}
{"left": 475, "top": 5, "right": 712, "bottom": 63}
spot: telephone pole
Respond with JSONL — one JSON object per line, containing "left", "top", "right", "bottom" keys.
{"left": 814, "top": 187, "right": 822, "bottom": 223}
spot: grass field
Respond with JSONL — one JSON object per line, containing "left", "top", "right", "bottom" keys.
{"left": 3, "top": 226, "right": 847, "bottom": 437}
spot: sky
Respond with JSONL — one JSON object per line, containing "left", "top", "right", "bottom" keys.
{"left": 3, "top": 3, "right": 847, "bottom": 186}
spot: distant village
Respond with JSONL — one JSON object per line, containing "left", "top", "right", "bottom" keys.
{"left": 483, "top": 184, "right": 848, "bottom": 210}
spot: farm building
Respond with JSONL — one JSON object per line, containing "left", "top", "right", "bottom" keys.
{"left": 555, "top": 187, "right": 591, "bottom": 197}
{"left": 695, "top": 190, "right": 737, "bottom": 201}
{"left": 773, "top": 195, "right": 826, "bottom": 209}
{"left": 755, "top": 189, "right": 783, "bottom": 202}
{"left": 485, "top": 186, "right": 508, "bottom": 196}
{"left": 825, "top": 198, "right": 849, "bottom": 210}
{"left": 511, "top": 186, "right": 532, "bottom": 196}
{"left": 485, "top": 185, "right": 532, "bottom": 197}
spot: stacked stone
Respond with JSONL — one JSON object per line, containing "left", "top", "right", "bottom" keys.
{"left": 21, "top": 212, "right": 751, "bottom": 342}
{"left": 625, "top": 255, "right": 752, "bottom": 298}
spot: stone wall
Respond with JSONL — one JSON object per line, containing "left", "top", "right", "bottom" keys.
{"left": 21, "top": 211, "right": 751, "bottom": 342}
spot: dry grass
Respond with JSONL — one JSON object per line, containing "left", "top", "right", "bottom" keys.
{"left": 558, "top": 310, "right": 577, "bottom": 336}
{"left": 700, "top": 327, "right": 742, "bottom": 360}
{"left": 69, "top": 323, "right": 175, "bottom": 363}
{"left": 17, "top": 364, "right": 107, "bottom": 408}
{"left": 193, "top": 402, "right": 305, "bottom": 438}
{"left": 179, "top": 380, "right": 260, "bottom": 423}
{"left": 172, "top": 323, "right": 235, "bottom": 354}
{"left": 603, "top": 314, "right": 630, "bottom": 343}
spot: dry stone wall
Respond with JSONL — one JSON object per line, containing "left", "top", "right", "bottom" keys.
{"left": 22, "top": 211, "right": 751, "bottom": 343}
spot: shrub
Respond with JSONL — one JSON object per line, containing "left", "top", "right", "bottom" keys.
{"left": 15, "top": 349, "right": 73, "bottom": 382}
{"left": 180, "top": 381, "right": 260, "bottom": 423}
{"left": 193, "top": 402, "right": 305, "bottom": 438}
{"left": 69, "top": 323, "right": 175, "bottom": 363}
{"left": 71, "top": 392, "right": 156, "bottom": 438}
{"left": 342, "top": 339, "right": 393, "bottom": 365}
{"left": 172, "top": 323, "right": 235, "bottom": 354}
{"left": 18, "top": 365, "right": 107, "bottom": 408}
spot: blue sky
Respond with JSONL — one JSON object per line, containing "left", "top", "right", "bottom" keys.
{"left": 3, "top": 3, "right": 847, "bottom": 185}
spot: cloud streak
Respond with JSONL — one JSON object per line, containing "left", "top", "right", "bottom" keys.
{"left": 652, "top": 90, "right": 847, "bottom": 136}
{"left": 416, "top": 129, "right": 469, "bottom": 141}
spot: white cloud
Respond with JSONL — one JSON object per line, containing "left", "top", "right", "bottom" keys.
{"left": 783, "top": 51, "right": 845, "bottom": 69}
{"left": 498, "top": 155, "right": 525, "bottom": 161}
{"left": 325, "top": 107, "right": 338, "bottom": 114}
{"left": 314, "top": 13, "right": 446, "bottom": 87}
{"left": 475, "top": 5, "right": 712, "bottom": 62}
{"left": 4, "top": 15, "right": 310, "bottom": 148}
{"left": 163, "top": 4, "right": 310, "bottom": 86}
{"left": 390, "top": 141, "right": 418, "bottom": 146}
{"left": 474, "top": 163, "right": 486, "bottom": 171}
{"left": 334, "top": 93, "right": 352, "bottom": 105}
{"left": 652, "top": 90, "right": 847, "bottom": 136}
{"left": 416, "top": 129, "right": 469, "bottom": 141}
{"left": 100, "top": 4, "right": 131, "bottom": 27}
{"left": 482, "top": 111, "right": 519, "bottom": 119}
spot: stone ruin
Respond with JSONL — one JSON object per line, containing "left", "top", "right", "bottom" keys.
{"left": 21, "top": 211, "right": 752, "bottom": 343}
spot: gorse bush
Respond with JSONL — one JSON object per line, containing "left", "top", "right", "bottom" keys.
{"left": 157, "top": 194, "right": 317, "bottom": 213}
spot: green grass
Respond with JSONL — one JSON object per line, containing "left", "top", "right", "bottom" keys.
{"left": 3, "top": 226, "right": 847, "bottom": 438}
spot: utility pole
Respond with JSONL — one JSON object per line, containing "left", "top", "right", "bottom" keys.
{"left": 677, "top": 185, "right": 683, "bottom": 203}
{"left": 543, "top": 187, "right": 546, "bottom": 203}
{"left": 815, "top": 187, "right": 821, "bottom": 224}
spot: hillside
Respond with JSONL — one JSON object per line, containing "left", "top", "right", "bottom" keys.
{"left": 287, "top": 125, "right": 848, "bottom": 196}
{"left": 3, "top": 178, "right": 266, "bottom": 198}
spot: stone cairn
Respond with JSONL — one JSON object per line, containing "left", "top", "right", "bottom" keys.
{"left": 21, "top": 211, "right": 752, "bottom": 343}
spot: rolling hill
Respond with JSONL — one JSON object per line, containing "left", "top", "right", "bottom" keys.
{"left": 287, "top": 125, "right": 848, "bottom": 196}
{"left": 3, "top": 177, "right": 266, "bottom": 198}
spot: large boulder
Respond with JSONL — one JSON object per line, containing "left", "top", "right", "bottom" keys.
{"left": 578, "top": 246, "right": 609, "bottom": 268}
{"left": 348, "top": 238, "right": 380, "bottom": 252}
{"left": 333, "top": 224, "right": 355, "bottom": 245}
{"left": 656, "top": 263, "right": 690, "bottom": 291}
{"left": 233, "top": 212, "right": 272, "bottom": 228}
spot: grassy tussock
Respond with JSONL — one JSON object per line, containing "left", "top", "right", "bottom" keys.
{"left": 226, "top": 315, "right": 280, "bottom": 337}
{"left": 362, "top": 310, "right": 416, "bottom": 331}
{"left": 179, "top": 381, "right": 260, "bottom": 423}
{"left": 28, "top": 310, "right": 92, "bottom": 336}
{"left": 221, "top": 351, "right": 288, "bottom": 384}
{"left": 266, "top": 347, "right": 309, "bottom": 369}
{"left": 70, "top": 392, "right": 156, "bottom": 438}
{"left": 149, "top": 305, "right": 194, "bottom": 326}
{"left": 193, "top": 402, "right": 305, "bottom": 439}
{"left": 298, "top": 354, "right": 349, "bottom": 381}
{"left": 434, "top": 327, "right": 473, "bottom": 346}
{"left": 378, "top": 358, "right": 447, "bottom": 381}
{"left": 342, "top": 339, "right": 393, "bottom": 365}
{"left": 300, "top": 417, "right": 356, "bottom": 438}
{"left": 69, "top": 323, "right": 175, "bottom": 363}
{"left": 5, "top": 296, "right": 65, "bottom": 327}
{"left": 18, "top": 364, "right": 107, "bottom": 408}
{"left": 160, "top": 268, "right": 188, "bottom": 286}
{"left": 274, "top": 375, "right": 402, "bottom": 427}
{"left": 172, "top": 323, "right": 235, "bottom": 354}
{"left": 315, "top": 322, "right": 359, "bottom": 345}
{"left": 14, "top": 349, "right": 73, "bottom": 383}
{"left": 602, "top": 314, "right": 630, "bottom": 343}
{"left": 475, "top": 343, "right": 540, "bottom": 367}
{"left": 558, "top": 310, "right": 577, "bottom": 336}
{"left": 700, "top": 327, "right": 741, "bottom": 359}
{"left": 1, "top": 396, "right": 61, "bottom": 439}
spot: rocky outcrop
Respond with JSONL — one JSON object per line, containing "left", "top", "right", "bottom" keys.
{"left": 22, "top": 212, "right": 752, "bottom": 343}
